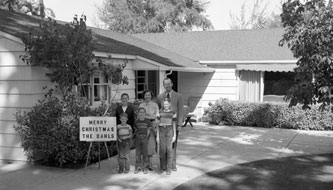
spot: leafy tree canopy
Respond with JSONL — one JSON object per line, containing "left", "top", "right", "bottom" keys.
{"left": 280, "top": 0, "right": 333, "bottom": 110}
{"left": 0, "top": 0, "right": 55, "bottom": 18}
{"left": 229, "top": 0, "right": 283, "bottom": 29}
{"left": 20, "top": 15, "right": 128, "bottom": 98}
{"left": 97, "top": 0, "right": 213, "bottom": 33}
{"left": 21, "top": 16, "right": 95, "bottom": 94}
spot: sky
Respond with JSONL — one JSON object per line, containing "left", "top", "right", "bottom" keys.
{"left": 43, "top": 0, "right": 282, "bottom": 30}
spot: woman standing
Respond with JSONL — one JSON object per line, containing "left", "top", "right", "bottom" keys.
{"left": 139, "top": 90, "right": 160, "bottom": 171}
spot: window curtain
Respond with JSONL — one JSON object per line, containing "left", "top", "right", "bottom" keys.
{"left": 239, "top": 70, "right": 261, "bottom": 102}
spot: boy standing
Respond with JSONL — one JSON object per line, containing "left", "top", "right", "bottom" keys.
{"left": 117, "top": 113, "right": 133, "bottom": 174}
{"left": 134, "top": 107, "right": 151, "bottom": 174}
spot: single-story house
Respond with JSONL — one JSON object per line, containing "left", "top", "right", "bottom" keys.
{"left": 133, "top": 29, "right": 297, "bottom": 105}
{"left": 0, "top": 9, "right": 296, "bottom": 162}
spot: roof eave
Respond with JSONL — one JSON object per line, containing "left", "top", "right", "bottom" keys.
{"left": 199, "top": 60, "right": 297, "bottom": 65}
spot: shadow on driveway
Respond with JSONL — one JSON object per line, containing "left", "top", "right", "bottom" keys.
{"left": 174, "top": 153, "right": 333, "bottom": 190}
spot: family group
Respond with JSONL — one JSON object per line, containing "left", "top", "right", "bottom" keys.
{"left": 115, "top": 78, "right": 184, "bottom": 175}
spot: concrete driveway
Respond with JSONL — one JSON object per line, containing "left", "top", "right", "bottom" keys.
{"left": 1, "top": 124, "right": 332, "bottom": 190}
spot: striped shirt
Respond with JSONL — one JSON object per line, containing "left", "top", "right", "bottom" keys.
{"left": 117, "top": 124, "right": 132, "bottom": 139}
{"left": 134, "top": 119, "right": 151, "bottom": 136}
{"left": 159, "top": 110, "right": 176, "bottom": 126}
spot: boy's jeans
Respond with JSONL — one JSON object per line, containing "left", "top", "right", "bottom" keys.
{"left": 135, "top": 134, "right": 148, "bottom": 169}
{"left": 159, "top": 125, "right": 173, "bottom": 171}
{"left": 117, "top": 138, "right": 131, "bottom": 171}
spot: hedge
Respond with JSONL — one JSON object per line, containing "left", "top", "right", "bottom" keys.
{"left": 205, "top": 98, "right": 333, "bottom": 130}
{"left": 14, "top": 91, "right": 140, "bottom": 168}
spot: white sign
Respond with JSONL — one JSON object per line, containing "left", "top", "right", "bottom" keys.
{"left": 80, "top": 117, "right": 117, "bottom": 142}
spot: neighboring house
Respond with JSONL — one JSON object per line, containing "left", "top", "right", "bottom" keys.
{"left": 134, "top": 29, "right": 297, "bottom": 105}
{"left": 0, "top": 10, "right": 213, "bottom": 161}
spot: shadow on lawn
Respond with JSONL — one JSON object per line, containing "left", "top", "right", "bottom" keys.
{"left": 174, "top": 153, "right": 333, "bottom": 190}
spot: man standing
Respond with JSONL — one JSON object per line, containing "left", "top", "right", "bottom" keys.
{"left": 157, "top": 77, "right": 184, "bottom": 171}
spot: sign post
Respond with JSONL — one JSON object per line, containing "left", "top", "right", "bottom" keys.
{"left": 80, "top": 116, "right": 117, "bottom": 174}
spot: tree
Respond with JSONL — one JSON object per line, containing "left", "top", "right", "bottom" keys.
{"left": 0, "top": 0, "right": 53, "bottom": 18}
{"left": 20, "top": 16, "right": 95, "bottom": 96}
{"left": 20, "top": 15, "right": 128, "bottom": 98}
{"left": 279, "top": 0, "right": 333, "bottom": 110}
{"left": 97, "top": 0, "right": 213, "bottom": 33}
{"left": 229, "top": 0, "right": 282, "bottom": 29}
{"left": 0, "top": 0, "right": 19, "bottom": 11}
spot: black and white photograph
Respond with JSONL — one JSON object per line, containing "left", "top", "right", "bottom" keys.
{"left": 1, "top": 0, "right": 333, "bottom": 190}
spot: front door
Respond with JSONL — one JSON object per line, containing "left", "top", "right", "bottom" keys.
{"left": 166, "top": 71, "right": 178, "bottom": 92}
{"left": 136, "top": 70, "right": 158, "bottom": 99}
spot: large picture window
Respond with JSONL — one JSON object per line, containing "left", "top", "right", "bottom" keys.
{"left": 263, "top": 71, "right": 295, "bottom": 102}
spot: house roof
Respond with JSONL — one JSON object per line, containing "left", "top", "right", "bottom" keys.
{"left": 0, "top": 9, "right": 212, "bottom": 71}
{"left": 133, "top": 28, "right": 296, "bottom": 62}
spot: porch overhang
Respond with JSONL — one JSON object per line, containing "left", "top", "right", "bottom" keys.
{"left": 168, "top": 66, "right": 215, "bottom": 72}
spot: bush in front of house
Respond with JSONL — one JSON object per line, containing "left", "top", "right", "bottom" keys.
{"left": 14, "top": 90, "right": 120, "bottom": 168}
{"left": 205, "top": 98, "right": 333, "bottom": 130}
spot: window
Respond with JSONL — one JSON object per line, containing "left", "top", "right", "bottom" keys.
{"left": 135, "top": 70, "right": 158, "bottom": 99}
{"left": 263, "top": 71, "right": 295, "bottom": 102}
{"left": 80, "top": 72, "right": 109, "bottom": 106}
{"left": 264, "top": 72, "right": 294, "bottom": 95}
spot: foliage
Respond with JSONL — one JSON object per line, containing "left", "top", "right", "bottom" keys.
{"left": 279, "top": 0, "right": 333, "bottom": 111}
{"left": 99, "top": 58, "right": 129, "bottom": 85}
{"left": 14, "top": 90, "right": 119, "bottom": 167}
{"left": 14, "top": 89, "right": 144, "bottom": 167}
{"left": 0, "top": 0, "right": 53, "bottom": 18}
{"left": 229, "top": 0, "right": 283, "bottom": 29}
{"left": 20, "top": 16, "right": 128, "bottom": 97}
{"left": 97, "top": 0, "right": 213, "bottom": 33}
{"left": 20, "top": 16, "right": 95, "bottom": 95}
{"left": 205, "top": 98, "right": 333, "bottom": 130}
{"left": 14, "top": 14, "right": 130, "bottom": 167}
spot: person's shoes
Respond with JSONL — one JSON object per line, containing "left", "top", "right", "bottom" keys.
{"left": 166, "top": 170, "right": 171, "bottom": 175}
{"left": 148, "top": 167, "right": 153, "bottom": 171}
{"left": 158, "top": 169, "right": 164, "bottom": 174}
{"left": 172, "top": 167, "right": 177, "bottom": 171}
{"left": 143, "top": 169, "right": 148, "bottom": 174}
{"left": 124, "top": 170, "right": 129, "bottom": 174}
{"left": 118, "top": 169, "right": 123, "bottom": 174}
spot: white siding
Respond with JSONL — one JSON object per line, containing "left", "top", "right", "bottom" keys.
{"left": 179, "top": 67, "right": 237, "bottom": 106}
{"left": 0, "top": 36, "right": 49, "bottom": 161}
{"left": 178, "top": 67, "right": 237, "bottom": 120}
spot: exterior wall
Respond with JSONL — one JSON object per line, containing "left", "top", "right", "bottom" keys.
{"left": 0, "top": 34, "right": 137, "bottom": 162}
{"left": 178, "top": 66, "right": 237, "bottom": 118}
{"left": 0, "top": 35, "right": 52, "bottom": 161}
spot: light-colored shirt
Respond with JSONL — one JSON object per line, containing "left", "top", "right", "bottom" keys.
{"left": 122, "top": 106, "right": 127, "bottom": 113}
{"left": 139, "top": 101, "right": 160, "bottom": 119}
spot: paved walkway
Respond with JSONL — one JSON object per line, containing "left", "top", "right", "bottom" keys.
{"left": 1, "top": 124, "right": 333, "bottom": 190}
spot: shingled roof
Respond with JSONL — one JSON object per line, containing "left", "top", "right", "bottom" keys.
{"left": 0, "top": 9, "right": 211, "bottom": 70}
{"left": 133, "top": 28, "right": 295, "bottom": 62}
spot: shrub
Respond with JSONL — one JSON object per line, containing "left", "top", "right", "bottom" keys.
{"left": 205, "top": 98, "right": 333, "bottom": 130}
{"left": 14, "top": 90, "right": 119, "bottom": 168}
